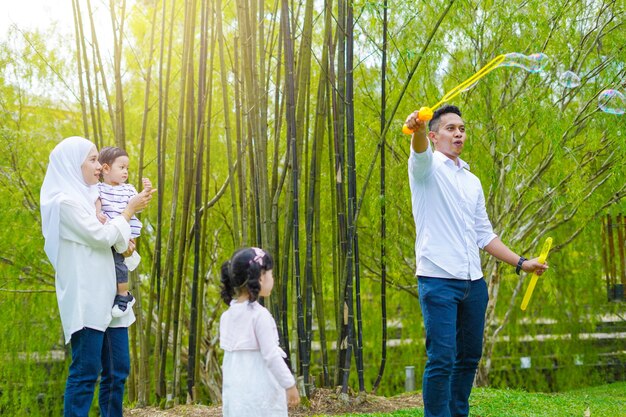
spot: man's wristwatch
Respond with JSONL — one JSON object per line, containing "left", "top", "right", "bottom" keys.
{"left": 516, "top": 256, "right": 528, "bottom": 275}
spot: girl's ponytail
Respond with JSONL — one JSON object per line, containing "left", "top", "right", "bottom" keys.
{"left": 220, "top": 260, "right": 235, "bottom": 305}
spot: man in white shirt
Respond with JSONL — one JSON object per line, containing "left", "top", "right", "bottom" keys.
{"left": 404, "top": 105, "right": 548, "bottom": 417}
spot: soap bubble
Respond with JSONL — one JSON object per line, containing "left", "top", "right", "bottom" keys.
{"left": 558, "top": 70, "right": 581, "bottom": 88}
{"left": 499, "top": 52, "right": 529, "bottom": 70}
{"left": 527, "top": 53, "right": 550, "bottom": 73}
{"left": 598, "top": 89, "right": 626, "bottom": 115}
{"left": 500, "top": 52, "right": 550, "bottom": 73}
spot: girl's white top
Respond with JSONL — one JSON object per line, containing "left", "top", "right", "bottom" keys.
{"left": 40, "top": 137, "right": 135, "bottom": 344}
{"left": 220, "top": 300, "right": 295, "bottom": 389}
{"left": 220, "top": 300, "right": 295, "bottom": 417}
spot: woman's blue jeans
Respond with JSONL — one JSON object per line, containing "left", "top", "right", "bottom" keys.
{"left": 418, "top": 277, "right": 488, "bottom": 417}
{"left": 64, "top": 327, "right": 130, "bottom": 417}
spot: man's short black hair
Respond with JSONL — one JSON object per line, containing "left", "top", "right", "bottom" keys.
{"left": 429, "top": 105, "right": 462, "bottom": 132}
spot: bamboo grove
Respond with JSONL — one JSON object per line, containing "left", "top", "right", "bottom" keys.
{"left": 0, "top": 0, "right": 625, "bottom": 411}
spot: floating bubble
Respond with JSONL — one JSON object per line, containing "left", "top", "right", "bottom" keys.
{"left": 558, "top": 70, "right": 581, "bottom": 88}
{"left": 499, "top": 52, "right": 529, "bottom": 69}
{"left": 500, "top": 52, "right": 550, "bottom": 73}
{"left": 527, "top": 53, "right": 549, "bottom": 73}
{"left": 598, "top": 89, "right": 626, "bottom": 115}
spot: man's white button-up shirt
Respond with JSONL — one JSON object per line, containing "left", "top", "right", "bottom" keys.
{"left": 408, "top": 145, "right": 497, "bottom": 280}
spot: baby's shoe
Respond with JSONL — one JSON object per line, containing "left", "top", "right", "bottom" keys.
{"left": 111, "top": 292, "right": 136, "bottom": 318}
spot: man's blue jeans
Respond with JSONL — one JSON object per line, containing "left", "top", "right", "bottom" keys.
{"left": 418, "top": 277, "right": 488, "bottom": 417}
{"left": 64, "top": 327, "right": 130, "bottom": 417}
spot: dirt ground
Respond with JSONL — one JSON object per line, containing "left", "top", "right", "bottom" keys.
{"left": 125, "top": 388, "right": 423, "bottom": 416}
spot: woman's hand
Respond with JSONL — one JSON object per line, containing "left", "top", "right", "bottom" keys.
{"left": 124, "top": 187, "right": 157, "bottom": 218}
{"left": 122, "top": 238, "right": 136, "bottom": 257}
{"left": 96, "top": 212, "right": 107, "bottom": 224}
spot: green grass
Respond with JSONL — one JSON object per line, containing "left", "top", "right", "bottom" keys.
{"left": 311, "top": 382, "right": 626, "bottom": 416}
{"left": 469, "top": 382, "right": 626, "bottom": 417}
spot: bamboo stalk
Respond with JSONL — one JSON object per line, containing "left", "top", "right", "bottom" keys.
{"left": 133, "top": 0, "right": 159, "bottom": 405}
{"left": 601, "top": 215, "right": 611, "bottom": 300}
{"left": 280, "top": 0, "right": 304, "bottom": 380}
{"left": 76, "top": 0, "right": 100, "bottom": 145}
{"left": 331, "top": 0, "right": 348, "bottom": 385}
{"left": 608, "top": 214, "right": 616, "bottom": 291}
{"left": 108, "top": 0, "right": 127, "bottom": 148}
{"left": 70, "top": 0, "right": 89, "bottom": 138}
{"left": 372, "top": 0, "right": 389, "bottom": 394}
{"left": 216, "top": 0, "right": 240, "bottom": 247}
{"left": 187, "top": 0, "right": 211, "bottom": 401}
{"left": 152, "top": 0, "right": 177, "bottom": 400}
{"left": 619, "top": 214, "right": 626, "bottom": 296}
{"left": 233, "top": 36, "right": 247, "bottom": 246}
{"left": 86, "top": 0, "right": 114, "bottom": 143}
{"left": 170, "top": 0, "right": 198, "bottom": 398}
{"left": 344, "top": 0, "right": 365, "bottom": 393}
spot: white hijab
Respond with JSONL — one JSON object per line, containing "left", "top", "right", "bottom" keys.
{"left": 40, "top": 136, "right": 100, "bottom": 269}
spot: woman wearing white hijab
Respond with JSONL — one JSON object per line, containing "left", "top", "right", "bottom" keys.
{"left": 40, "top": 136, "right": 154, "bottom": 417}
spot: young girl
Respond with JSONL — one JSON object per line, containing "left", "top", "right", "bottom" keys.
{"left": 219, "top": 247, "right": 300, "bottom": 416}
{"left": 96, "top": 146, "right": 152, "bottom": 317}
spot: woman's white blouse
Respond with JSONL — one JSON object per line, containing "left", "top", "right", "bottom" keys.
{"left": 56, "top": 199, "right": 135, "bottom": 343}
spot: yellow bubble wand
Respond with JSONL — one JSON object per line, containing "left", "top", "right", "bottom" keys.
{"left": 402, "top": 54, "right": 506, "bottom": 134}
{"left": 520, "top": 237, "right": 553, "bottom": 311}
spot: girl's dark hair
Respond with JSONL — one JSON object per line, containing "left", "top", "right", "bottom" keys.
{"left": 220, "top": 247, "right": 274, "bottom": 305}
{"left": 98, "top": 146, "right": 128, "bottom": 167}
